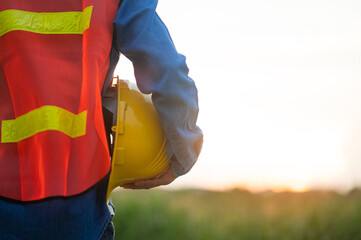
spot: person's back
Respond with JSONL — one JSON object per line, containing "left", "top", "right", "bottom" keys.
{"left": 0, "top": 0, "right": 203, "bottom": 239}
{"left": 0, "top": 0, "right": 118, "bottom": 201}
{"left": 0, "top": 1, "right": 121, "bottom": 239}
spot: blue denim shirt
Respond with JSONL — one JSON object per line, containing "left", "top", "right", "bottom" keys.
{"left": 0, "top": 0, "right": 202, "bottom": 239}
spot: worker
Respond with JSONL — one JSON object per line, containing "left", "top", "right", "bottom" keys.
{"left": 0, "top": 0, "right": 203, "bottom": 239}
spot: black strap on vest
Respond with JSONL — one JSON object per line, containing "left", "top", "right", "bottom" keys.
{"left": 102, "top": 82, "right": 117, "bottom": 157}
{"left": 102, "top": 46, "right": 120, "bottom": 157}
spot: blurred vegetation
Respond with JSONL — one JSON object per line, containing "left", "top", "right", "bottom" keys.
{"left": 111, "top": 188, "right": 361, "bottom": 240}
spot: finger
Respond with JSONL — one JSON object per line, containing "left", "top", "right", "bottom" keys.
{"left": 134, "top": 178, "right": 165, "bottom": 189}
{"left": 122, "top": 178, "right": 162, "bottom": 189}
{"left": 121, "top": 167, "right": 177, "bottom": 189}
{"left": 123, "top": 175, "right": 173, "bottom": 189}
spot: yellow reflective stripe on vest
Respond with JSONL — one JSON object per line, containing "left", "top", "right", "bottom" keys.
{"left": 1, "top": 106, "right": 87, "bottom": 143}
{"left": 0, "top": 6, "right": 93, "bottom": 37}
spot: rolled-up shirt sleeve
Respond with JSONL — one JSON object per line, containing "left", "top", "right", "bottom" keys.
{"left": 112, "top": 0, "right": 203, "bottom": 176}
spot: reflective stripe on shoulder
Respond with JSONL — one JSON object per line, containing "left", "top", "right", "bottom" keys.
{"left": 1, "top": 105, "right": 87, "bottom": 143}
{"left": 0, "top": 6, "right": 93, "bottom": 37}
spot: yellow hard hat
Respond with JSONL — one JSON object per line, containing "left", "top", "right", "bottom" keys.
{"left": 105, "top": 78, "right": 169, "bottom": 200}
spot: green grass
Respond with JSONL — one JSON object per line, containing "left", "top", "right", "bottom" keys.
{"left": 110, "top": 188, "right": 361, "bottom": 240}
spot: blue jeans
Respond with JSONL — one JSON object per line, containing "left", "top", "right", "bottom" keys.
{"left": 100, "top": 220, "right": 115, "bottom": 240}
{"left": 0, "top": 177, "right": 113, "bottom": 240}
{"left": 100, "top": 199, "right": 115, "bottom": 240}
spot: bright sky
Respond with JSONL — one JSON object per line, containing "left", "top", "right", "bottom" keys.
{"left": 114, "top": 0, "right": 361, "bottom": 192}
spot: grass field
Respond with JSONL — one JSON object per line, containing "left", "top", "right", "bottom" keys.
{"left": 110, "top": 188, "right": 361, "bottom": 240}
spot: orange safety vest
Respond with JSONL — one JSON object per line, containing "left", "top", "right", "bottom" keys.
{"left": 0, "top": 0, "right": 120, "bottom": 201}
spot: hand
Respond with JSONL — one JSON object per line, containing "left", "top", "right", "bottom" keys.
{"left": 122, "top": 166, "right": 177, "bottom": 190}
